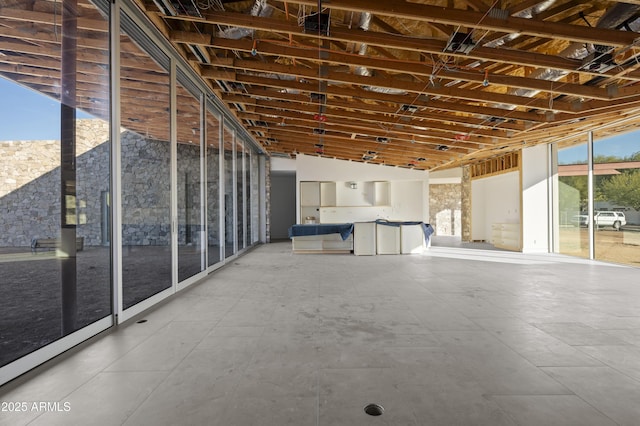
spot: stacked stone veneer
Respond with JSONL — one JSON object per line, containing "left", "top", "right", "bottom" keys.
{"left": 1, "top": 119, "right": 110, "bottom": 247}
{"left": 429, "top": 183, "right": 462, "bottom": 236}
{"left": 121, "top": 131, "right": 171, "bottom": 246}
{"left": 461, "top": 166, "right": 472, "bottom": 242}
{"left": 1, "top": 119, "right": 234, "bottom": 248}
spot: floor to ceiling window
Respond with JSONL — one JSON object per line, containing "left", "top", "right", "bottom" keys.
{"left": 555, "top": 128, "right": 640, "bottom": 267}
{"left": 0, "top": 0, "right": 111, "bottom": 370}
{"left": 0, "top": 0, "right": 263, "bottom": 385}
{"left": 556, "top": 142, "right": 589, "bottom": 258}
{"left": 250, "top": 151, "right": 260, "bottom": 244}
{"left": 119, "top": 12, "right": 172, "bottom": 309}
{"left": 236, "top": 138, "right": 246, "bottom": 251}
{"left": 593, "top": 130, "right": 640, "bottom": 267}
{"left": 206, "top": 106, "right": 222, "bottom": 267}
{"left": 223, "top": 126, "right": 235, "bottom": 258}
{"left": 176, "top": 76, "right": 204, "bottom": 282}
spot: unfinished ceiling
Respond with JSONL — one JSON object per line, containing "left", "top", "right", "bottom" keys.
{"left": 5, "top": 1, "right": 640, "bottom": 170}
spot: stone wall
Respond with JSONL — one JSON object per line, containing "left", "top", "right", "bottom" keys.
{"left": 120, "top": 132, "right": 171, "bottom": 246}
{"left": 461, "top": 166, "right": 472, "bottom": 242}
{"left": 1, "top": 119, "right": 110, "bottom": 247}
{"left": 251, "top": 153, "right": 260, "bottom": 243}
{"left": 429, "top": 183, "right": 462, "bottom": 236}
{"left": 1, "top": 119, "right": 255, "bottom": 248}
{"left": 264, "top": 157, "right": 271, "bottom": 243}
{"left": 206, "top": 148, "right": 222, "bottom": 247}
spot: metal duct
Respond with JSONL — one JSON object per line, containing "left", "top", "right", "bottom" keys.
{"left": 354, "top": 12, "right": 408, "bottom": 95}
{"left": 354, "top": 12, "right": 372, "bottom": 77}
{"left": 496, "top": 3, "right": 640, "bottom": 108}
{"left": 216, "top": 0, "right": 273, "bottom": 39}
{"left": 485, "top": 1, "right": 557, "bottom": 49}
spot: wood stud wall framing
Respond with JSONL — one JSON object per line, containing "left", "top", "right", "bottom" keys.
{"left": 470, "top": 152, "right": 520, "bottom": 179}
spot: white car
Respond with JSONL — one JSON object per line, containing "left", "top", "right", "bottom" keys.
{"left": 594, "top": 211, "right": 626, "bottom": 230}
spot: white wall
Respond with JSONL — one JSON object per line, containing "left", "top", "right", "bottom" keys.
{"left": 429, "top": 167, "right": 462, "bottom": 184}
{"left": 296, "top": 154, "right": 429, "bottom": 223}
{"left": 522, "top": 145, "right": 550, "bottom": 253}
{"left": 270, "top": 157, "right": 296, "bottom": 172}
{"left": 471, "top": 171, "right": 520, "bottom": 241}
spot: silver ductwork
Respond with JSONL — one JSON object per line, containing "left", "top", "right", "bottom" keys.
{"left": 484, "top": 0, "right": 557, "bottom": 48}
{"left": 216, "top": 0, "right": 273, "bottom": 39}
{"left": 354, "top": 12, "right": 372, "bottom": 77}
{"left": 495, "top": 3, "right": 640, "bottom": 109}
{"left": 354, "top": 12, "right": 408, "bottom": 95}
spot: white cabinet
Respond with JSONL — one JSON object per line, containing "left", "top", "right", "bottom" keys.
{"left": 291, "top": 234, "right": 353, "bottom": 253}
{"left": 354, "top": 222, "right": 376, "bottom": 256}
{"left": 376, "top": 223, "right": 401, "bottom": 254}
{"left": 491, "top": 223, "right": 521, "bottom": 251}
{"left": 300, "top": 181, "right": 320, "bottom": 223}
{"left": 401, "top": 224, "right": 426, "bottom": 254}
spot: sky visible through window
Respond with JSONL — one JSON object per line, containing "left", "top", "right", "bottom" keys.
{"left": 0, "top": 76, "right": 92, "bottom": 141}
{"left": 558, "top": 133, "right": 640, "bottom": 165}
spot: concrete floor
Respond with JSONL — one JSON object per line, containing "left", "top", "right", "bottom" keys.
{"left": 2, "top": 242, "right": 640, "bottom": 425}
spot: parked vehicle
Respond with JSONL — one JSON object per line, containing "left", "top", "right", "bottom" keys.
{"left": 595, "top": 211, "right": 626, "bottom": 230}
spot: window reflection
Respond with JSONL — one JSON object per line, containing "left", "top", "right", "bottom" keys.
{"left": 223, "top": 126, "right": 235, "bottom": 258}
{"left": 120, "top": 12, "right": 172, "bottom": 309}
{"left": 593, "top": 131, "right": 640, "bottom": 266}
{"left": 236, "top": 138, "right": 245, "bottom": 250}
{"left": 0, "top": 0, "right": 111, "bottom": 367}
{"left": 207, "top": 109, "right": 222, "bottom": 266}
{"left": 177, "top": 83, "right": 204, "bottom": 282}
{"left": 557, "top": 143, "right": 589, "bottom": 258}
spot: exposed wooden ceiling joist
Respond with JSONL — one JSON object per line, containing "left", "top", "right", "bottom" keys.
{"left": 5, "top": 0, "right": 640, "bottom": 170}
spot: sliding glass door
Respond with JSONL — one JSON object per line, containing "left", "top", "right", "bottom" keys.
{"left": 206, "top": 107, "right": 222, "bottom": 267}
{"left": 0, "top": 0, "right": 112, "bottom": 375}
{"left": 119, "top": 11, "right": 172, "bottom": 309}
{"left": 223, "top": 126, "right": 235, "bottom": 258}
{"left": 176, "top": 77, "right": 205, "bottom": 283}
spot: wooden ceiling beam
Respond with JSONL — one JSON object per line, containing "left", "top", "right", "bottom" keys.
{"left": 241, "top": 112, "right": 483, "bottom": 150}
{"left": 215, "top": 72, "right": 549, "bottom": 123}
{"left": 164, "top": 11, "right": 640, "bottom": 82}
{"left": 254, "top": 128, "right": 464, "bottom": 158}
{"left": 0, "top": 7, "right": 108, "bottom": 32}
{"left": 173, "top": 32, "right": 612, "bottom": 100}
{"left": 234, "top": 99, "right": 511, "bottom": 141}
{"left": 204, "top": 58, "right": 584, "bottom": 113}
{"left": 278, "top": 0, "right": 638, "bottom": 46}
{"left": 229, "top": 87, "right": 527, "bottom": 131}
{"left": 245, "top": 106, "right": 500, "bottom": 148}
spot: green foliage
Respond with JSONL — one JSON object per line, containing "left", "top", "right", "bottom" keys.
{"left": 599, "top": 169, "right": 640, "bottom": 211}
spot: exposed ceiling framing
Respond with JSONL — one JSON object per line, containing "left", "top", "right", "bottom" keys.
{"left": 4, "top": 0, "right": 640, "bottom": 169}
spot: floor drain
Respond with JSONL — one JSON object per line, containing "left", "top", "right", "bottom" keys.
{"left": 136, "top": 319, "right": 147, "bottom": 324}
{"left": 364, "top": 403, "right": 384, "bottom": 416}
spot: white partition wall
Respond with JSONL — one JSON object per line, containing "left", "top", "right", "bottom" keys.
{"left": 522, "top": 145, "right": 551, "bottom": 253}
{"left": 296, "top": 154, "right": 429, "bottom": 224}
{"left": 471, "top": 171, "right": 520, "bottom": 248}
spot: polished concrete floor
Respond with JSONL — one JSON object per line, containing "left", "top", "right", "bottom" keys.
{"left": 2, "top": 242, "right": 640, "bottom": 425}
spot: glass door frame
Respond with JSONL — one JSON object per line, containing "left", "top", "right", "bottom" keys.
{"left": 115, "top": 1, "right": 176, "bottom": 322}
{"left": 205, "top": 100, "right": 225, "bottom": 273}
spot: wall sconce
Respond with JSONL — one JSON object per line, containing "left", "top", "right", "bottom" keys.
{"left": 349, "top": 182, "right": 357, "bottom": 189}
